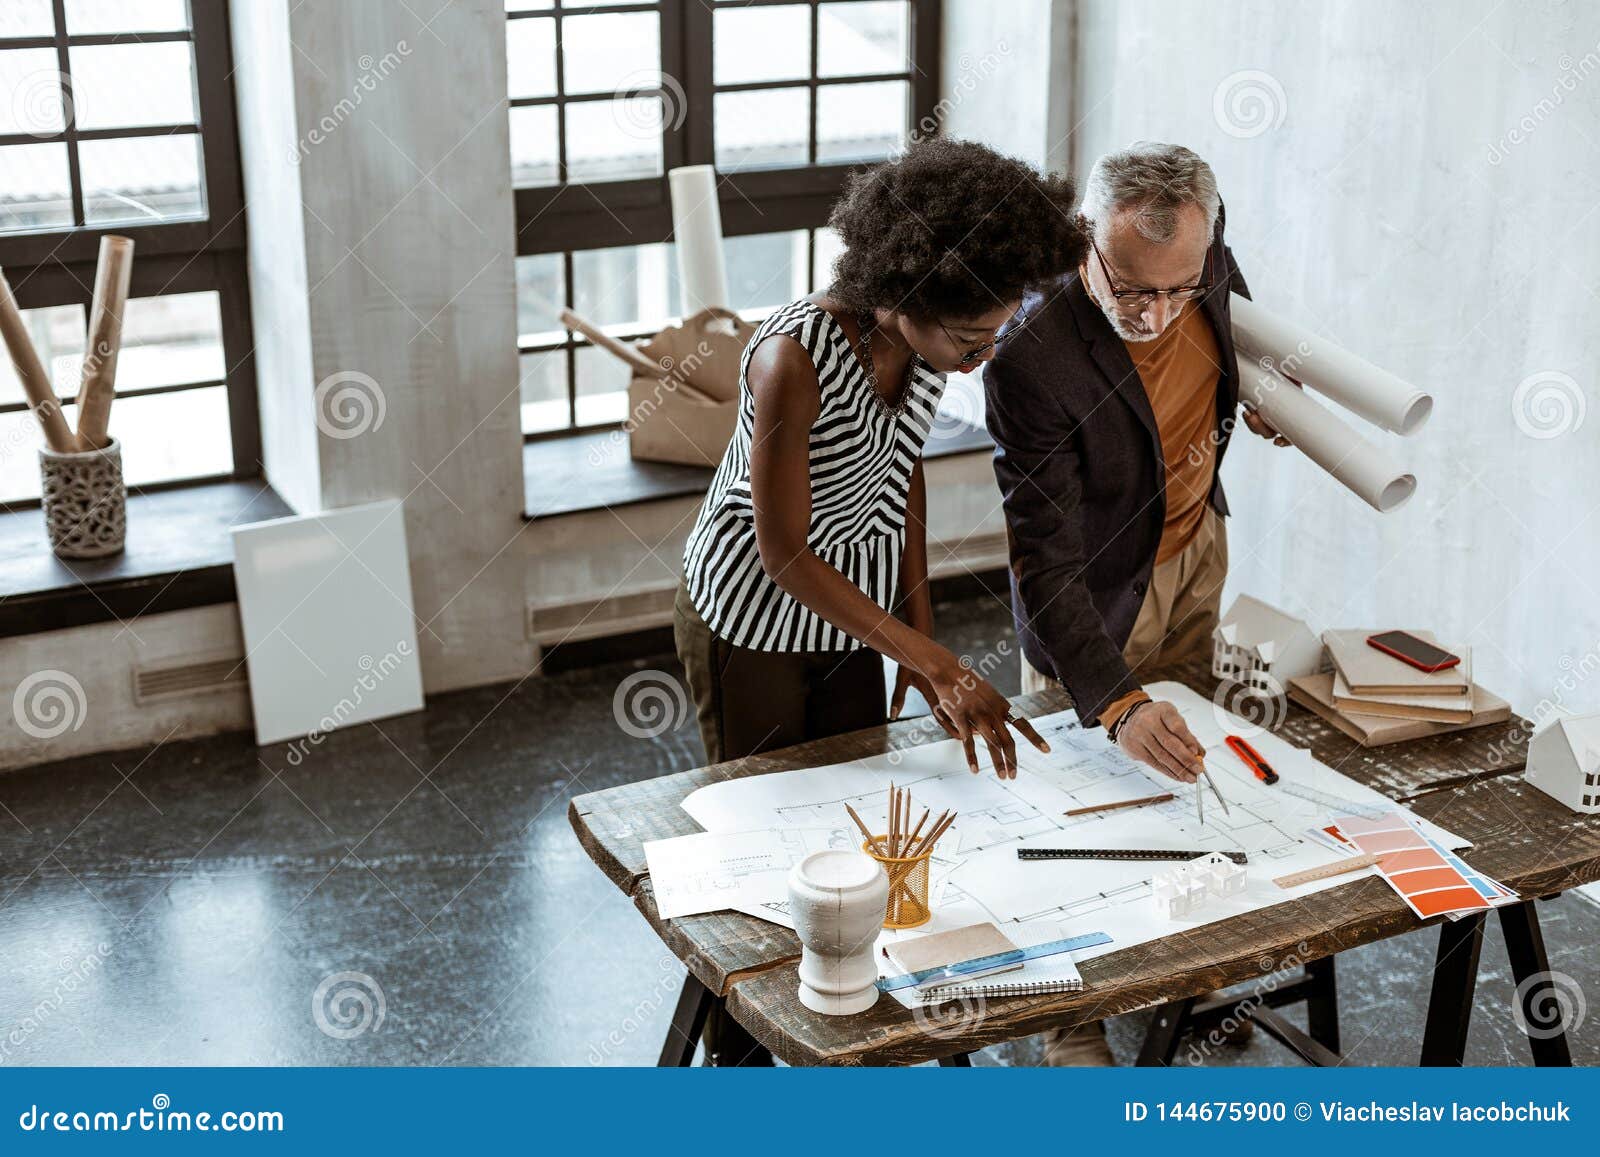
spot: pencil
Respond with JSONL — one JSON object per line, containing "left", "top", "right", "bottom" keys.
{"left": 1064, "top": 792, "right": 1176, "bottom": 818}
{"left": 923, "top": 811, "right": 957, "bottom": 856}
{"left": 911, "top": 810, "right": 956, "bottom": 858}
{"left": 844, "top": 803, "right": 883, "bottom": 855}
{"left": 905, "top": 809, "right": 937, "bottom": 858}
{"left": 906, "top": 807, "right": 930, "bottom": 851}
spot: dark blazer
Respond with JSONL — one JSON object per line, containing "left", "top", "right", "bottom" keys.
{"left": 984, "top": 210, "right": 1252, "bottom": 725}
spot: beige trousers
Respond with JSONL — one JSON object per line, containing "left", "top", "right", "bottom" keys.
{"left": 1021, "top": 507, "right": 1230, "bottom": 702}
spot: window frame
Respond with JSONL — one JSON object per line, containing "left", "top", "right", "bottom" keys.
{"left": 0, "top": 0, "right": 258, "bottom": 510}
{"left": 513, "top": 0, "right": 942, "bottom": 440}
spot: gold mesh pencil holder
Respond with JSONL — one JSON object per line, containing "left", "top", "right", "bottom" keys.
{"left": 864, "top": 838, "right": 933, "bottom": 929}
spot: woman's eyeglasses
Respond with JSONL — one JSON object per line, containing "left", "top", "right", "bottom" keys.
{"left": 938, "top": 321, "right": 1002, "bottom": 366}
{"left": 1089, "top": 237, "right": 1213, "bottom": 307}
{"left": 937, "top": 309, "right": 1050, "bottom": 366}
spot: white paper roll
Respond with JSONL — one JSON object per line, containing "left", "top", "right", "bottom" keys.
{"left": 669, "top": 165, "right": 730, "bottom": 316}
{"left": 1231, "top": 294, "right": 1432, "bottom": 436}
{"left": 1243, "top": 365, "right": 1417, "bottom": 513}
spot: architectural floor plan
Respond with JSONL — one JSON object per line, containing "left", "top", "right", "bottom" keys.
{"left": 681, "top": 683, "right": 1468, "bottom": 961}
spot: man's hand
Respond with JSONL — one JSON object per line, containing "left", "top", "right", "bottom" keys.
{"left": 1115, "top": 701, "right": 1205, "bottom": 782}
{"left": 1241, "top": 403, "right": 1291, "bottom": 447}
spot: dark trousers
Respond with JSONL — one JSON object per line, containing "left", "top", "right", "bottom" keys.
{"left": 671, "top": 582, "right": 887, "bottom": 1065}
{"left": 673, "top": 583, "right": 887, "bottom": 764}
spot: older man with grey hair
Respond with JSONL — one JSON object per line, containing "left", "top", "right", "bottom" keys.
{"left": 985, "top": 143, "right": 1287, "bottom": 1064}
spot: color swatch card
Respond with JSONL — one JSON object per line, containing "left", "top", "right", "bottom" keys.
{"left": 1334, "top": 812, "right": 1513, "bottom": 919}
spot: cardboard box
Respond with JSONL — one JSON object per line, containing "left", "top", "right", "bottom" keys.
{"left": 627, "top": 308, "right": 754, "bottom": 467}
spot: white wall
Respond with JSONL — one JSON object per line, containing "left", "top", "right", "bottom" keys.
{"left": 939, "top": 0, "right": 1074, "bottom": 173}
{"left": 235, "top": 0, "right": 533, "bottom": 693}
{"left": 1071, "top": 0, "right": 1600, "bottom": 721}
{"left": 229, "top": 0, "right": 318, "bottom": 517}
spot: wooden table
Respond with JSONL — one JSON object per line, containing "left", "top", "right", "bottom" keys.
{"left": 570, "top": 656, "right": 1600, "bottom": 1066}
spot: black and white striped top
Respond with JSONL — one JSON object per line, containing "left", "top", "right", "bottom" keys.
{"left": 682, "top": 299, "right": 947, "bottom": 652}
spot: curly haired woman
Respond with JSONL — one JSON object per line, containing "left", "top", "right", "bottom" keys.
{"left": 676, "top": 138, "right": 1086, "bottom": 792}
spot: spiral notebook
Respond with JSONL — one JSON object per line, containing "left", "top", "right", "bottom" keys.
{"left": 916, "top": 951, "right": 1084, "bottom": 1002}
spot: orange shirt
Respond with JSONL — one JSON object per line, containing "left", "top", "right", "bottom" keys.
{"left": 1098, "top": 304, "right": 1223, "bottom": 730}
{"left": 1124, "top": 301, "right": 1223, "bottom": 564}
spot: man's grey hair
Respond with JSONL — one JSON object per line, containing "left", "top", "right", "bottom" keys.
{"left": 1080, "top": 142, "right": 1219, "bottom": 244}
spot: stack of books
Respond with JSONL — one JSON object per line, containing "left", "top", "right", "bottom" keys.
{"left": 1287, "top": 629, "right": 1511, "bottom": 746}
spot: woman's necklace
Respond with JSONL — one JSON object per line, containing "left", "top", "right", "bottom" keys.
{"left": 854, "top": 311, "right": 920, "bottom": 416}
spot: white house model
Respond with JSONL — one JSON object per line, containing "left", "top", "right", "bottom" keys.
{"left": 1212, "top": 594, "right": 1323, "bottom": 695}
{"left": 1152, "top": 853, "right": 1246, "bottom": 920}
{"left": 1523, "top": 714, "right": 1600, "bottom": 814}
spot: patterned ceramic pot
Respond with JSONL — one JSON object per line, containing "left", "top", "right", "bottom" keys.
{"left": 39, "top": 437, "right": 126, "bottom": 559}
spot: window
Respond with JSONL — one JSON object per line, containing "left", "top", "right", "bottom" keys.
{"left": 0, "top": 0, "right": 255, "bottom": 505}
{"left": 508, "top": 0, "right": 939, "bottom": 437}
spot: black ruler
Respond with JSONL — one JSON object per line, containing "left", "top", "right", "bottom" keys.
{"left": 1017, "top": 848, "right": 1249, "bottom": 865}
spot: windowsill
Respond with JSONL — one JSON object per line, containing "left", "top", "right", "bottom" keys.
{"left": 0, "top": 479, "right": 292, "bottom": 639}
{"left": 0, "top": 420, "right": 989, "bottom": 635}
{"left": 524, "top": 420, "right": 995, "bottom": 520}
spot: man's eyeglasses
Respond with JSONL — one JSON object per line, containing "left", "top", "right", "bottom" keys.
{"left": 1088, "top": 237, "right": 1213, "bottom": 307}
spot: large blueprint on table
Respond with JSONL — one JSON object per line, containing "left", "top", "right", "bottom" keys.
{"left": 680, "top": 682, "right": 1466, "bottom": 962}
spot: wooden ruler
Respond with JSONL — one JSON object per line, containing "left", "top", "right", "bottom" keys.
{"left": 1272, "top": 853, "right": 1380, "bottom": 889}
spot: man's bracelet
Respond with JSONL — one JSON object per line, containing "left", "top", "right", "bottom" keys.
{"left": 1108, "top": 698, "right": 1150, "bottom": 743}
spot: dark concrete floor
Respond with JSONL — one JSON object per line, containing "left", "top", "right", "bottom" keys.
{"left": 1, "top": 594, "right": 1595, "bottom": 1066}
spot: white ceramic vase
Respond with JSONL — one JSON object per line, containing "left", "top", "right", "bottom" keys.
{"left": 787, "top": 849, "right": 888, "bottom": 1016}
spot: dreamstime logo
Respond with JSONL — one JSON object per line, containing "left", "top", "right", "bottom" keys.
{"left": 1, "top": 398, "right": 64, "bottom": 467}
{"left": 884, "top": 641, "right": 1013, "bottom": 765}
{"left": 311, "top": 971, "right": 386, "bottom": 1040}
{"left": 1484, "top": 640, "right": 1600, "bottom": 769}
{"left": 1183, "top": 941, "right": 1311, "bottom": 1065}
{"left": 1487, "top": 46, "right": 1600, "bottom": 165}
{"left": 9, "top": 70, "right": 71, "bottom": 138}
{"left": 291, "top": 41, "right": 412, "bottom": 162}
{"left": 1511, "top": 370, "right": 1585, "bottom": 439}
{"left": 585, "top": 340, "right": 717, "bottom": 469}
{"left": 1212, "top": 69, "right": 1287, "bottom": 139}
{"left": 13, "top": 669, "right": 87, "bottom": 740}
{"left": 928, "top": 382, "right": 985, "bottom": 440}
{"left": 314, "top": 371, "right": 387, "bottom": 439}
{"left": 1512, "top": 971, "right": 1586, "bottom": 1040}
{"left": 885, "top": 713, "right": 950, "bottom": 767}
{"left": 1210, "top": 674, "right": 1286, "bottom": 739}
{"left": 613, "top": 70, "right": 688, "bottom": 140}
{"left": 1, "top": 942, "right": 112, "bottom": 1064}
{"left": 911, "top": 990, "right": 986, "bottom": 1042}
{"left": 280, "top": 641, "right": 414, "bottom": 767}
{"left": 587, "top": 954, "right": 682, "bottom": 1065}
{"left": 897, "top": 40, "right": 1012, "bottom": 155}
{"left": 612, "top": 669, "right": 690, "bottom": 739}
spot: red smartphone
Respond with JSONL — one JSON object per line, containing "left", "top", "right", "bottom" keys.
{"left": 1366, "top": 630, "right": 1461, "bottom": 673}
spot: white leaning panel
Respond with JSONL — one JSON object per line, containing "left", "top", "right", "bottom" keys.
{"left": 231, "top": 498, "right": 424, "bottom": 746}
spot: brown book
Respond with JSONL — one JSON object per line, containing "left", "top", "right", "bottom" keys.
{"left": 1288, "top": 673, "right": 1510, "bottom": 747}
{"left": 1332, "top": 670, "right": 1474, "bottom": 722}
{"left": 1323, "top": 629, "right": 1470, "bottom": 697}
